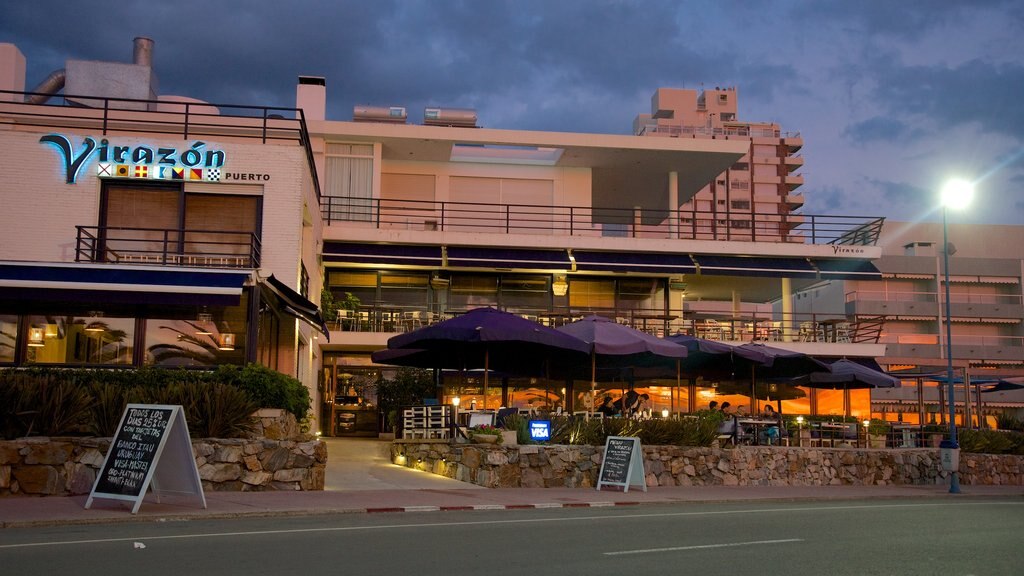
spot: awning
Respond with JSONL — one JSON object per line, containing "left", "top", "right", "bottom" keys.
{"left": 0, "top": 261, "right": 250, "bottom": 306}
{"left": 693, "top": 255, "right": 817, "bottom": 278}
{"left": 261, "top": 274, "right": 329, "bottom": 339}
{"left": 813, "top": 259, "right": 882, "bottom": 280}
{"left": 446, "top": 247, "right": 571, "bottom": 271}
{"left": 322, "top": 242, "right": 442, "bottom": 267}
{"left": 573, "top": 250, "right": 697, "bottom": 274}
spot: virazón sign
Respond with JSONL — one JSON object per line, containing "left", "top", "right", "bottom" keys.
{"left": 40, "top": 134, "right": 227, "bottom": 184}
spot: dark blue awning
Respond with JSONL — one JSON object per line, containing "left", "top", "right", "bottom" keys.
{"left": 813, "top": 259, "right": 882, "bottom": 280}
{"left": 694, "top": 255, "right": 818, "bottom": 278}
{"left": 0, "top": 262, "right": 250, "bottom": 305}
{"left": 322, "top": 242, "right": 442, "bottom": 267}
{"left": 573, "top": 251, "right": 697, "bottom": 274}
{"left": 262, "top": 275, "right": 329, "bottom": 339}
{"left": 446, "top": 247, "right": 571, "bottom": 270}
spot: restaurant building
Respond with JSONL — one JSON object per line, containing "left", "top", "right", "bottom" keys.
{"left": 0, "top": 40, "right": 327, "bottom": 406}
{"left": 2, "top": 38, "right": 905, "bottom": 435}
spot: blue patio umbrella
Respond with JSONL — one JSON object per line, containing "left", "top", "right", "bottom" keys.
{"left": 379, "top": 307, "right": 590, "bottom": 408}
{"left": 557, "top": 315, "right": 687, "bottom": 412}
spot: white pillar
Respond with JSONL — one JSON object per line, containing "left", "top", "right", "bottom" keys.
{"left": 668, "top": 171, "right": 679, "bottom": 238}
{"left": 781, "top": 277, "right": 794, "bottom": 342}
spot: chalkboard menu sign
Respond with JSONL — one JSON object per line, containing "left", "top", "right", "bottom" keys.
{"left": 85, "top": 404, "right": 206, "bottom": 514}
{"left": 596, "top": 436, "right": 646, "bottom": 492}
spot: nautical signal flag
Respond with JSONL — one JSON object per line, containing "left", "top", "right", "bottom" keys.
{"left": 97, "top": 163, "right": 113, "bottom": 177}
{"left": 115, "top": 165, "right": 130, "bottom": 177}
{"left": 189, "top": 168, "right": 203, "bottom": 180}
{"left": 171, "top": 167, "right": 185, "bottom": 180}
{"left": 205, "top": 168, "right": 221, "bottom": 182}
{"left": 133, "top": 165, "right": 149, "bottom": 178}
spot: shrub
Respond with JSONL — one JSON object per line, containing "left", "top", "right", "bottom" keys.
{"left": 210, "top": 364, "right": 310, "bottom": 421}
{"left": 958, "top": 429, "right": 1024, "bottom": 455}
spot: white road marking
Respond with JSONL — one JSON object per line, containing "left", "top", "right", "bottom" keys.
{"left": 605, "top": 538, "right": 804, "bottom": 556}
{"left": 0, "top": 500, "right": 1017, "bottom": 550}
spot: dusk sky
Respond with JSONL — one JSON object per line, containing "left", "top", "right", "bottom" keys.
{"left": 3, "top": 1, "right": 1022, "bottom": 225}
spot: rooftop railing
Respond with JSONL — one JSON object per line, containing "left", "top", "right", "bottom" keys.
{"left": 322, "top": 196, "right": 884, "bottom": 246}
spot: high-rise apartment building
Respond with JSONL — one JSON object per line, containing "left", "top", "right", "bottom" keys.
{"left": 634, "top": 87, "right": 804, "bottom": 243}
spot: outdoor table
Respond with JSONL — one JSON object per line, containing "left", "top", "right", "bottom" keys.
{"left": 814, "top": 422, "right": 847, "bottom": 447}
{"left": 890, "top": 423, "right": 920, "bottom": 448}
{"left": 737, "top": 418, "right": 782, "bottom": 445}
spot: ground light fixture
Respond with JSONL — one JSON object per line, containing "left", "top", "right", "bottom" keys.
{"left": 796, "top": 416, "right": 804, "bottom": 447}
{"left": 940, "top": 178, "right": 974, "bottom": 494}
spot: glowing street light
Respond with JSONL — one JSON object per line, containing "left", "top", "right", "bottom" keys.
{"left": 939, "top": 178, "right": 974, "bottom": 494}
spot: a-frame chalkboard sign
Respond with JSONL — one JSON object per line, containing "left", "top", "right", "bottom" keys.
{"left": 596, "top": 436, "right": 647, "bottom": 492}
{"left": 85, "top": 404, "right": 206, "bottom": 514}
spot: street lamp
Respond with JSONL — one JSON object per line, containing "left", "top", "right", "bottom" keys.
{"left": 939, "top": 178, "right": 974, "bottom": 494}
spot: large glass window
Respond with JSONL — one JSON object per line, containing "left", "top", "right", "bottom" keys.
{"left": 617, "top": 278, "right": 664, "bottom": 313}
{"left": 449, "top": 275, "right": 498, "bottom": 310}
{"left": 380, "top": 273, "right": 429, "bottom": 311}
{"left": 143, "top": 297, "right": 248, "bottom": 367}
{"left": 26, "top": 314, "right": 135, "bottom": 366}
{"left": 0, "top": 315, "right": 17, "bottom": 363}
{"left": 569, "top": 279, "right": 614, "bottom": 311}
{"left": 500, "top": 275, "right": 549, "bottom": 313}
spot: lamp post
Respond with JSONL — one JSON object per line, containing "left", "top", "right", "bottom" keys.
{"left": 940, "top": 178, "right": 974, "bottom": 494}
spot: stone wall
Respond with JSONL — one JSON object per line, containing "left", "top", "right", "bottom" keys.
{"left": 0, "top": 437, "right": 326, "bottom": 496}
{"left": 392, "top": 441, "right": 1024, "bottom": 488}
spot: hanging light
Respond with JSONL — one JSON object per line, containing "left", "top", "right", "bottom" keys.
{"left": 218, "top": 333, "right": 236, "bottom": 351}
{"left": 195, "top": 311, "right": 214, "bottom": 336}
{"left": 28, "top": 326, "right": 45, "bottom": 347}
{"left": 44, "top": 324, "right": 59, "bottom": 338}
{"left": 84, "top": 311, "right": 105, "bottom": 332}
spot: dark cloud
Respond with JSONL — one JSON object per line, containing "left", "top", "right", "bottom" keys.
{"left": 865, "top": 178, "right": 929, "bottom": 205}
{"left": 870, "top": 59, "right": 1024, "bottom": 142}
{"left": 794, "top": 0, "right": 1022, "bottom": 39}
{"left": 842, "top": 116, "right": 920, "bottom": 145}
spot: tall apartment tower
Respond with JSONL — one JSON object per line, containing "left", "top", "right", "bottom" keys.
{"left": 634, "top": 87, "right": 805, "bottom": 242}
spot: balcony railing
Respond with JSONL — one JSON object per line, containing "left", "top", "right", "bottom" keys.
{"left": 76, "top": 225, "right": 260, "bottom": 268}
{"left": 847, "top": 290, "right": 1023, "bottom": 306}
{"left": 322, "top": 197, "right": 884, "bottom": 246}
{"left": 328, "top": 303, "right": 883, "bottom": 344}
{"left": 637, "top": 124, "right": 800, "bottom": 139}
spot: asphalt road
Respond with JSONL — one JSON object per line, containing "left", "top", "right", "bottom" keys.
{"left": 1, "top": 498, "right": 1021, "bottom": 576}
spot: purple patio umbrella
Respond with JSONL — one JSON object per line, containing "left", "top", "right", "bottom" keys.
{"left": 380, "top": 307, "right": 590, "bottom": 408}
{"left": 556, "top": 315, "right": 687, "bottom": 412}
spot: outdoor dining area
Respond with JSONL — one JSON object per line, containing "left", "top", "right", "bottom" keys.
{"left": 370, "top": 307, "right": 912, "bottom": 445}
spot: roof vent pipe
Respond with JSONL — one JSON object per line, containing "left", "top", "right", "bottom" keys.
{"left": 133, "top": 37, "right": 154, "bottom": 66}
{"left": 26, "top": 69, "right": 66, "bottom": 104}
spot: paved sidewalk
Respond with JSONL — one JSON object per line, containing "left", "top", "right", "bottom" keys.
{"left": 2, "top": 438, "right": 1020, "bottom": 529}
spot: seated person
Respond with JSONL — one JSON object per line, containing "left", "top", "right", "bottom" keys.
{"left": 596, "top": 396, "right": 617, "bottom": 417}
{"left": 629, "top": 393, "right": 650, "bottom": 417}
{"left": 760, "top": 404, "right": 782, "bottom": 445}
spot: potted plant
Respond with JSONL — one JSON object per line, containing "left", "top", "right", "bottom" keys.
{"left": 866, "top": 419, "right": 889, "bottom": 448}
{"left": 469, "top": 424, "right": 502, "bottom": 444}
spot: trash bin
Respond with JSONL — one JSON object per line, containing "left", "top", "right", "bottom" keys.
{"left": 939, "top": 439, "right": 960, "bottom": 472}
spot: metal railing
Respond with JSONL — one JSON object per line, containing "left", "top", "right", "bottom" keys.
{"left": 328, "top": 302, "right": 884, "bottom": 343}
{"left": 321, "top": 197, "right": 885, "bottom": 246}
{"left": 0, "top": 89, "right": 321, "bottom": 200}
{"left": 75, "top": 225, "right": 261, "bottom": 268}
{"left": 637, "top": 124, "right": 801, "bottom": 139}
{"left": 847, "top": 290, "right": 1023, "bottom": 305}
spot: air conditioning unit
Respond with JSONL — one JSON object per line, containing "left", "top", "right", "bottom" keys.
{"left": 669, "top": 277, "right": 688, "bottom": 290}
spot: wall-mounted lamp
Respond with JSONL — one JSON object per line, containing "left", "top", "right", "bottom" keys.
{"left": 218, "top": 333, "right": 236, "bottom": 351}
{"left": 28, "top": 326, "right": 45, "bottom": 347}
{"left": 551, "top": 275, "right": 568, "bottom": 297}
{"left": 84, "top": 311, "right": 105, "bottom": 332}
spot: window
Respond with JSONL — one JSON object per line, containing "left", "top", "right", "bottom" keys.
{"left": 450, "top": 274, "right": 498, "bottom": 309}
{"left": 731, "top": 200, "right": 751, "bottom": 210}
{"left": 731, "top": 162, "right": 749, "bottom": 171}
{"left": 326, "top": 143, "right": 374, "bottom": 221}
{"left": 730, "top": 220, "right": 752, "bottom": 229}
{"left": 718, "top": 94, "right": 728, "bottom": 105}
{"left": 0, "top": 315, "right": 16, "bottom": 363}
{"left": 26, "top": 314, "right": 135, "bottom": 366}
{"left": 101, "top": 182, "right": 260, "bottom": 266}
{"left": 500, "top": 275, "right": 549, "bottom": 310}
{"left": 568, "top": 279, "right": 614, "bottom": 310}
